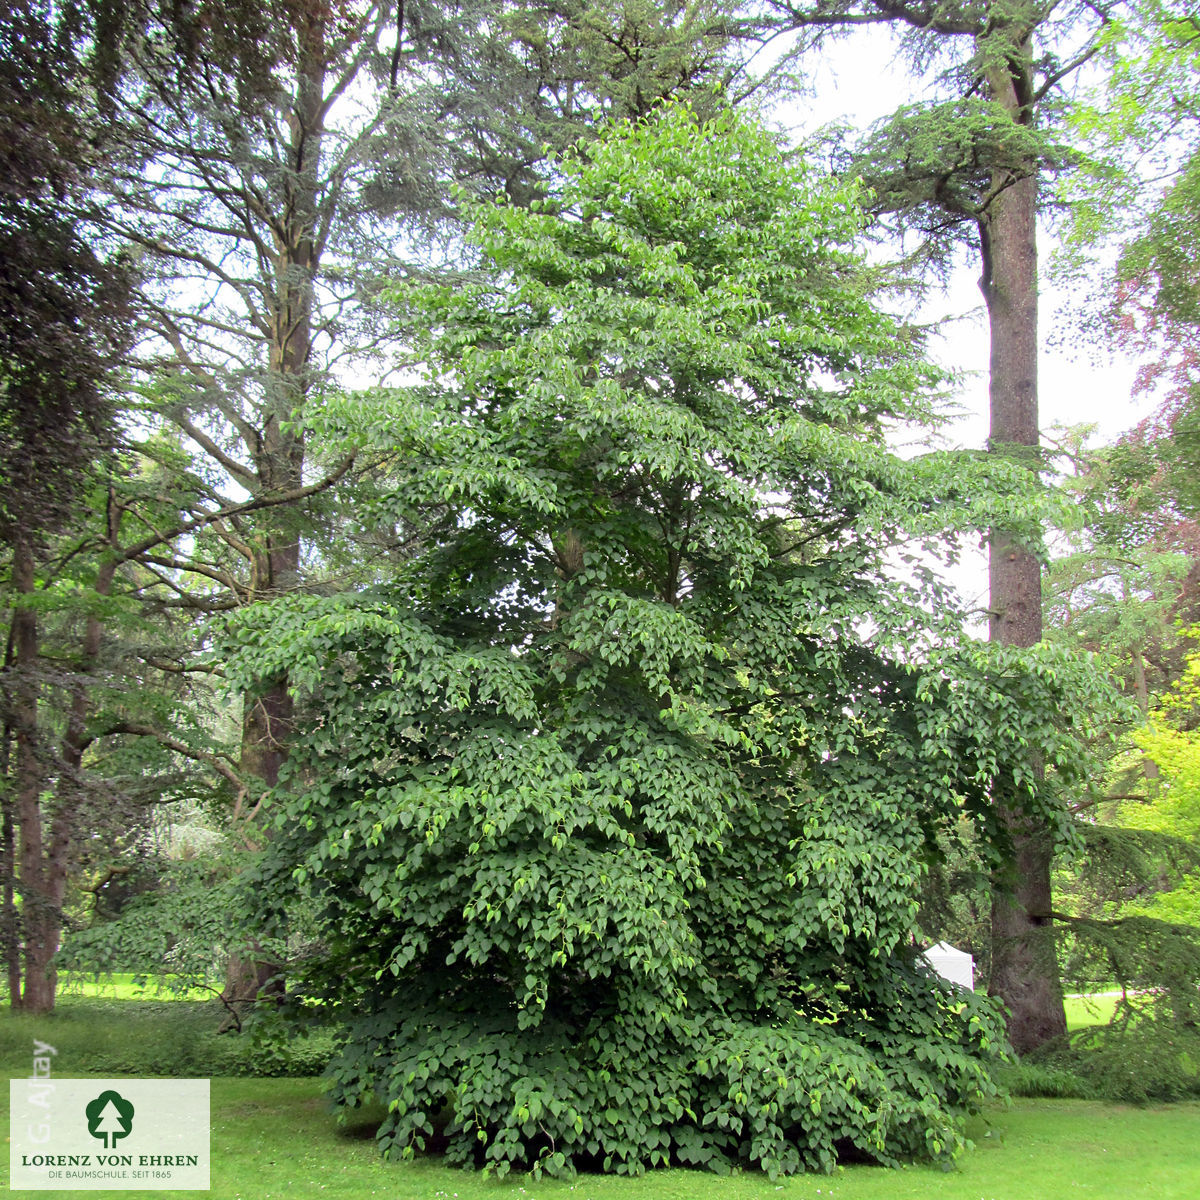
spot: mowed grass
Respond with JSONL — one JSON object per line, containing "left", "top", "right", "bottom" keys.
{"left": 0, "top": 995, "right": 332, "bottom": 1078}
{"left": 165, "top": 1092, "right": 1200, "bottom": 1200}
{"left": 4, "top": 997, "right": 1199, "bottom": 1199}
{"left": 55, "top": 972, "right": 215, "bottom": 1002}
{"left": 5, "top": 1079, "right": 1199, "bottom": 1200}
{"left": 1066, "top": 992, "right": 1121, "bottom": 1029}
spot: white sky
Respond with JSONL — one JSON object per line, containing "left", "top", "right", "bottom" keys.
{"left": 763, "top": 28, "right": 1160, "bottom": 612}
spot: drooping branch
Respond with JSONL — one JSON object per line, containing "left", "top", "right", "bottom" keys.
{"left": 115, "top": 452, "right": 355, "bottom": 567}
{"left": 89, "top": 721, "right": 247, "bottom": 806}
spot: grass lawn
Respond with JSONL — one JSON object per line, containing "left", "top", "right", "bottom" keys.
{"left": 5, "top": 997, "right": 1199, "bottom": 1199}
{"left": 54, "top": 973, "right": 216, "bottom": 1002}
{"left": 4, "top": 1079, "right": 1199, "bottom": 1200}
{"left": 1065, "top": 992, "right": 1121, "bottom": 1030}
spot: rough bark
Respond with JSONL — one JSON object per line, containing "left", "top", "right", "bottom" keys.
{"left": 221, "top": 11, "right": 325, "bottom": 1018}
{"left": 231, "top": 5, "right": 320, "bottom": 795}
{"left": 981, "top": 39, "right": 1068, "bottom": 1054}
{"left": 12, "top": 537, "right": 56, "bottom": 1011}
{"left": 757, "top": 0, "right": 1108, "bottom": 1062}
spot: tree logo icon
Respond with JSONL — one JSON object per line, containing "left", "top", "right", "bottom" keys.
{"left": 85, "top": 1090, "right": 135, "bottom": 1149}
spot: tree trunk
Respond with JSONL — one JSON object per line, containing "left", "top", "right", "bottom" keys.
{"left": 8, "top": 530, "right": 123, "bottom": 1013}
{"left": 981, "top": 42, "right": 1067, "bottom": 1054}
{"left": 236, "top": 4, "right": 321, "bottom": 794}
{"left": 12, "top": 537, "right": 57, "bottom": 1012}
{"left": 222, "top": 9, "right": 325, "bottom": 1020}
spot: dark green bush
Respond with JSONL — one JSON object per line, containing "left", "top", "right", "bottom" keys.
{"left": 320, "top": 962, "right": 1006, "bottom": 1178}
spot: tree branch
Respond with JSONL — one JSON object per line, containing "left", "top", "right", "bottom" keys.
{"left": 115, "top": 453, "right": 355, "bottom": 566}
{"left": 90, "top": 722, "right": 247, "bottom": 804}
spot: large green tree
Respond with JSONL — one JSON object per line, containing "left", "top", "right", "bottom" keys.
{"left": 1020, "top": 6, "right": 1200, "bottom": 1089}
{"left": 84, "top": 0, "right": 753, "bottom": 1017}
{"left": 226, "top": 105, "right": 1109, "bottom": 1175}
{"left": 1084, "top": 2, "right": 1200, "bottom": 607}
{"left": 104, "top": 0, "right": 737, "bottom": 805}
{"left": 2, "top": 0, "right": 364, "bottom": 1013}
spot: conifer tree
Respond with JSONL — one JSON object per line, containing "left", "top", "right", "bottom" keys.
{"left": 1, "top": 0, "right": 132, "bottom": 1011}
{"left": 63, "top": 0, "right": 744, "bottom": 1013}
{"left": 763, "top": 0, "right": 1119, "bottom": 1054}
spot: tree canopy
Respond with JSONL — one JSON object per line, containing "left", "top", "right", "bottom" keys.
{"left": 7, "top": 0, "right": 1198, "bottom": 1158}
{"left": 222, "top": 103, "right": 1112, "bottom": 1176}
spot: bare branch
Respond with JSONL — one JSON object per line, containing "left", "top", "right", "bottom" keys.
{"left": 115, "top": 453, "right": 355, "bottom": 566}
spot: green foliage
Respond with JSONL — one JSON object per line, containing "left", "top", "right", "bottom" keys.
{"left": 1, "top": 441, "right": 248, "bottom": 1012}
{"left": 992, "top": 1060, "right": 1092, "bottom": 1100}
{"left": 315, "top": 969, "right": 1003, "bottom": 1177}
{"left": 1061, "top": 1019, "right": 1200, "bottom": 1102}
{"left": 1059, "top": 5, "right": 1200, "bottom": 535}
{"left": 1055, "top": 829, "right": 1200, "bottom": 1103}
{"left": 849, "top": 98, "right": 1062, "bottom": 238}
{"left": 1054, "top": 632, "right": 1200, "bottom": 1049}
{"left": 1064, "top": 0, "right": 1200, "bottom": 246}
{"left": 1043, "top": 429, "right": 1195, "bottom": 696}
{"left": 1127, "top": 710, "right": 1200, "bottom": 927}
{"left": 1063, "top": 913, "right": 1200, "bottom": 1020}
{"left": 0, "top": 997, "right": 334, "bottom": 1078}
{"left": 1024, "top": 994, "right": 1200, "bottom": 1104}
{"left": 914, "top": 821, "right": 992, "bottom": 978}
{"left": 509, "top": 0, "right": 736, "bottom": 142}
{"left": 223, "top": 105, "right": 1112, "bottom": 1177}
{"left": 57, "top": 856, "right": 241, "bottom": 985}
{"left": 1041, "top": 431, "right": 1200, "bottom": 1103}
{"left": 0, "top": 0, "right": 131, "bottom": 546}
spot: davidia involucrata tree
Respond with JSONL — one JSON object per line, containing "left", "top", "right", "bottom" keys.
{"left": 226, "top": 105, "right": 1112, "bottom": 1176}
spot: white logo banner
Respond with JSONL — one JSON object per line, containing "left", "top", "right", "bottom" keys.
{"left": 10, "top": 1078, "right": 210, "bottom": 1191}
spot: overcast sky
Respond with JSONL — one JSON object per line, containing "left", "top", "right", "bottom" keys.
{"left": 764, "top": 28, "right": 1158, "bottom": 613}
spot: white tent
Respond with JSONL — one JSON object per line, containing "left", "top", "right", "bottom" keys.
{"left": 921, "top": 942, "right": 975, "bottom": 992}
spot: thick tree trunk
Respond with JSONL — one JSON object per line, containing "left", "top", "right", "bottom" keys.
{"left": 989, "top": 825, "right": 1065, "bottom": 1052}
{"left": 223, "top": 540, "right": 297, "bottom": 1025}
{"left": 236, "top": 6, "right": 321, "bottom": 794}
{"left": 980, "top": 48, "right": 1068, "bottom": 1053}
{"left": 223, "top": 10, "right": 325, "bottom": 1020}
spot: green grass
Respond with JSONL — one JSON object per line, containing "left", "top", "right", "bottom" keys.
{"left": 4, "top": 1079, "right": 1199, "bottom": 1200}
{"left": 54, "top": 972, "right": 216, "bottom": 1002}
{"left": 1064, "top": 990, "right": 1166, "bottom": 1034}
{"left": 1065, "top": 991, "right": 1121, "bottom": 1030}
{"left": 5, "top": 996, "right": 1199, "bottom": 1199}
{"left": 0, "top": 996, "right": 332, "bottom": 1077}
